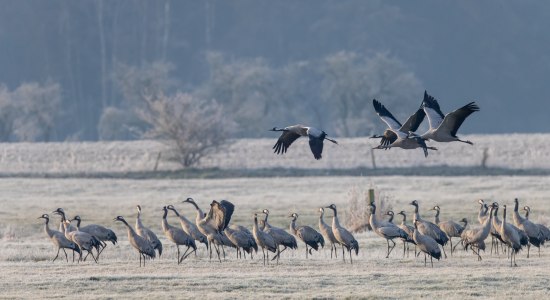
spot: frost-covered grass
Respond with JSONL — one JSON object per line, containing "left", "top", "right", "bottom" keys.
{"left": 1, "top": 176, "right": 550, "bottom": 298}
{"left": 0, "top": 134, "right": 549, "bottom": 175}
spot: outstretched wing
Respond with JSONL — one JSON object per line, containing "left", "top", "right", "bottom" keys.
{"left": 308, "top": 135, "right": 324, "bottom": 160}
{"left": 422, "top": 91, "right": 445, "bottom": 130}
{"left": 439, "top": 102, "right": 479, "bottom": 137}
{"left": 210, "top": 200, "right": 235, "bottom": 232}
{"left": 379, "top": 129, "right": 398, "bottom": 147}
{"left": 400, "top": 107, "right": 425, "bottom": 133}
{"left": 272, "top": 131, "right": 302, "bottom": 155}
{"left": 372, "top": 99, "right": 402, "bottom": 130}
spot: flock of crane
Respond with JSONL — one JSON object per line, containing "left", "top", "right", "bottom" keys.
{"left": 35, "top": 90, "right": 549, "bottom": 268}
{"left": 38, "top": 195, "right": 549, "bottom": 268}
{"left": 270, "top": 90, "right": 479, "bottom": 159}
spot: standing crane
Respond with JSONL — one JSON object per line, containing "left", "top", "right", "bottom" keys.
{"left": 166, "top": 204, "right": 209, "bottom": 251}
{"left": 410, "top": 200, "right": 449, "bottom": 258}
{"left": 269, "top": 124, "right": 337, "bottom": 160}
{"left": 289, "top": 213, "right": 324, "bottom": 258}
{"left": 420, "top": 90, "right": 479, "bottom": 145}
{"left": 524, "top": 206, "right": 550, "bottom": 243}
{"left": 135, "top": 205, "right": 163, "bottom": 257}
{"left": 183, "top": 198, "right": 236, "bottom": 262}
{"left": 413, "top": 220, "right": 441, "bottom": 267}
{"left": 114, "top": 216, "right": 156, "bottom": 267}
{"left": 397, "top": 211, "right": 417, "bottom": 258}
{"left": 512, "top": 198, "right": 544, "bottom": 258}
{"left": 499, "top": 205, "right": 522, "bottom": 267}
{"left": 325, "top": 204, "right": 359, "bottom": 264}
{"left": 70, "top": 215, "right": 117, "bottom": 257}
{"left": 261, "top": 209, "right": 298, "bottom": 262}
{"left": 430, "top": 206, "right": 468, "bottom": 255}
{"left": 161, "top": 206, "right": 196, "bottom": 264}
{"left": 38, "top": 214, "right": 81, "bottom": 263}
{"left": 318, "top": 207, "right": 338, "bottom": 259}
{"left": 369, "top": 205, "right": 410, "bottom": 258}
{"left": 252, "top": 213, "right": 277, "bottom": 265}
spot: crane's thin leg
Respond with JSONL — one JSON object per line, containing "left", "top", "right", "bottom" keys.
{"left": 276, "top": 245, "right": 280, "bottom": 265}
{"left": 262, "top": 248, "right": 266, "bottom": 266}
{"left": 89, "top": 251, "right": 98, "bottom": 263}
{"left": 342, "top": 245, "right": 345, "bottom": 262}
{"left": 403, "top": 241, "right": 406, "bottom": 258}
{"left": 388, "top": 239, "right": 396, "bottom": 257}
{"left": 349, "top": 249, "right": 353, "bottom": 264}
{"left": 62, "top": 248, "right": 69, "bottom": 262}
{"left": 177, "top": 245, "right": 180, "bottom": 264}
{"left": 430, "top": 256, "right": 433, "bottom": 268}
{"left": 527, "top": 244, "right": 530, "bottom": 258}
{"left": 139, "top": 253, "right": 143, "bottom": 267}
{"left": 449, "top": 238, "right": 453, "bottom": 256}
{"left": 442, "top": 245, "right": 447, "bottom": 259}
{"left": 333, "top": 244, "right": 337, "bottom": 258}
{"left": 52, "top": 248, "right": 61, "bottom": 262}
{"left": 424, "top": 254, "right": 427, "bottom": 267}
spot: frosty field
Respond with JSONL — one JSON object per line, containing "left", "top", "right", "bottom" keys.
{"left": 1, "top": 137, "right": 550, "bottom": 299}
{"left": 1, "top": 175, "right": 550, "bottom": 299}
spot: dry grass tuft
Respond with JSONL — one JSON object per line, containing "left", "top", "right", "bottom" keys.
{"left": 346, "top": 186, "right": 393, "bottom": 233}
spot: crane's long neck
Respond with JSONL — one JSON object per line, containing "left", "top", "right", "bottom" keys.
{"left": 525, "top": 209, "right": 529, "bottom": 220}
{"left": 253, "top": 216, "right": 259, "bottom": 234}
{"left": 387, "top": 214, "right": 393, "bottom": 223}
{"left": 75, "top": 218, "right": 81, "bottom": 228}
{"left": 481, "top": 207, "right": 494, "bottom": 236}
{"left": 512, "top": 200, "right": 523, "bottom": 225}
{"left": 290, "top": 217, "right": 298, "bottom": 234}
{"left": 400, "top": 214, "right": 407, "bottom": 225}
{"left": 136, "top": 210, "right": 144, "bottom": 229}
{"left": 502, "top": 206, "right": 507, "bottom": 226}
{"left": 161, "top": 209, "right": 169, "bottom": 232}
{"left": 413, "top": 204, "right": 420, "bottom": 221}
{"left": 43, "top": 218, "right": 54, "bottom": 238}
{"left": 434, "top": 209, "right": 440, "bottom": 224}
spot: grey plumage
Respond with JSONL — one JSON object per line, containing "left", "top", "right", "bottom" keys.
{"left": 61, "top": 220, "right": 101, "bottom": 263}
{"left": 318, "top": 207, "right": 338, "bottom": 259}
{"left": 38, "top": 214, "right": 81, "bottom": 263}
{"left": 369, "top": 205, "right": 410, "bottom": 258}
{"left": 252, "top": 213, "right": 277, "bottom": 265}
{"left": 261, "top": 209, "right": 298, "bottom": 263}
{"left": 225, "top": 224, "right": 258, "bottom": 259}
{"left": 420, "top": 90, "right": 479, "bottom": 145}
{"left": 135, "top": 205, "right": 163, "bottom": 257}
{"left": 325, "top": 204, "right": 359, "bottom": 264}
{"left": 413, "top": 220, "right": 441, "bottom": 267}
{"left": 114, "top": 216, "right": 155, "bottom": 267}
{"left": 431, "top": 206, "right": 467, "bottom": 255}
{"left": 499, "top": 205, "right": 522, "bottom": 267}
{"left": 166, "top": 204, "right": 209, "bottom": 251}
{"left": 512, "top": 198, "right": 544, "bottom": 258}
{"left": 461, "top": 204, "right": 494, "bottom": 261}
{"left": 183, "top": 198, "right": 235, "bottom": 262}
{"left": 410, "top": 200, "right": 448, "bottom": 258}
{"left": 270, "top": 124, "right": 338, "bottom": 160}
{"left": 161, "top": 206, "right": 196, "bottom": 264}
{"left": 289, "top": 213, "right": 324, "bottom": 258}
{"left": 524, "top": 206, "right": 550, "bottom": 242}
{"left": 396, "top": 211, "right": 417, "bottom": 258}
{"left": 71, "top": 215, "right": 117, "bottom": 258}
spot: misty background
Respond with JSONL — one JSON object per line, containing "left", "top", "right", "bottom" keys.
{"left": 0, "top": 0, "right": 548, "bottom": 142}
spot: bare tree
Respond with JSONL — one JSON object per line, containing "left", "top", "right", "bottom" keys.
{"left": 138, "top": 92, "right": 232, "bottom": 167}
{"left": 12, "top": 82, "right": 62, "bottom": 142}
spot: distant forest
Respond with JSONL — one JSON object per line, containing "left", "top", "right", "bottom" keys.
{"left": 0, "top": 0, "right": 549, "bottom": 142}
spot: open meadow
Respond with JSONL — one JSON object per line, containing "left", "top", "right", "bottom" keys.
{"left": 1, "top": 136, "right": 550, "bottom": 299}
